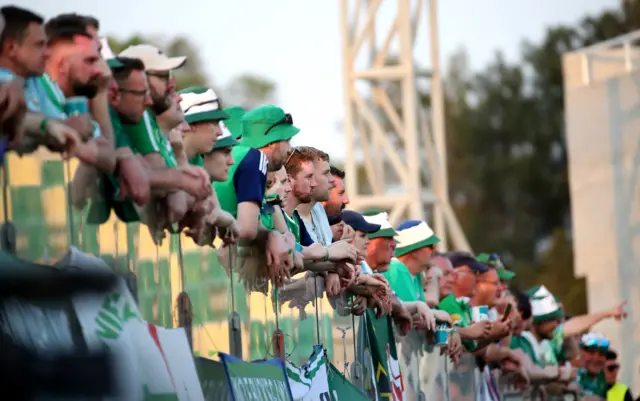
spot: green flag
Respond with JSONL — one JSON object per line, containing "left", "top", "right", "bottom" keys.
{"left": 360, "top": 309, "right": 405, "bottom": 401}
{"left": 327, "top": 362, "right": 369, "bottom": 400}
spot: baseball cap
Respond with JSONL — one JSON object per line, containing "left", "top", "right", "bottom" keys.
{"left": 119, "top": 44, "right": 186, "bottom": 71}
{"left": 99, "top": 38, "right": 124, "bottom": 68}
{"left": 342, "top": 210, "right": 381, "bottom": 233}
{"left": 476, "top": 252, "right": 516, "bottom": 281}
{"left": 448, "top": 252, "right": 488, "bottom": 273}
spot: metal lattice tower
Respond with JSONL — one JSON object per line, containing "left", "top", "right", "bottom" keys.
{"left": 339, "top": 0, "right": 469, "bottom": 251}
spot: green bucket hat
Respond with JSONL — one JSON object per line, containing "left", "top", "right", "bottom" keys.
{"left": 526, "top": 285, "right": 564, "bottom": 323}
{"left": 178, "top": 86, "right": 228, "bottom": 124}
{"left": 361, "top": 209, "right": 398, "bottom": 239}
{"left": 240, "top": 105, "right": 300, "bottom": 149}
{"left": 223, "top": 106, "right": 246, "bottom": 139}
{"left": 394, "top": 220, "right": 440, "bottom": 257}
{"left": 212, "top": 117, "right": 238, "bottom": 149}
{"left": 476, "top": 253, "right": 516, "bottom": 281}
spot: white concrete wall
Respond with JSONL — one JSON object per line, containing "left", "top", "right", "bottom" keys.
{"left": 563, "top": 51, "right": 640, "bottom": 394}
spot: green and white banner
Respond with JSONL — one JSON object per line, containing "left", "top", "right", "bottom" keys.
{"left": 195, "top": 358, "right": 230, "bottom": 400}
{"left": 286, "top": 345, "right": 331, "bottom": 401}
{"left": 68, "top": 249, "right": 203, "bottom": 401}
{"left": 219, "top": 352, "right": 294, "bottom": 401}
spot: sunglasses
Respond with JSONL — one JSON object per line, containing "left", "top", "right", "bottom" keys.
{"left": 147, "top": 70, "right": 173, "bottom": 82}
{"left": 264, "top": 113, "right": 293, "bottom": 136}
{"left": 487, "top": 253, "right": 505, "bottom": 269}
{"left": 607, "top": 364, "right": 620, "bottom": 372}
{"left": 284, "top": 146, "right": 299, "bottom": 167}
{"left": 119, "top": 87, "right": 149, "bottom": 97}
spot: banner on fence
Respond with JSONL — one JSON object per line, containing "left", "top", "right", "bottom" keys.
{"left": 286, "top": 345, "right": 331, "bottom": 400}
{"left": 195, "top": 358, "right": 230, "bottom": 401}
{"left": 361, "top": 309, "right": 405, "bottom": 401}
{"left": 155, "top": 326, "right": 205, "bottom": 401}
{"left": 67, "top": 247, "right": 205, "bottom": 401}
{"left": 327, "top": 362, "right": 369, "bottom": 401}
{"left": 219, "top": 352, "right": 294, "bottom": 401}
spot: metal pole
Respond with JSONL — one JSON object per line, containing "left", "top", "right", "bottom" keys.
{"left": 428, "top": 0, "right": 449, "bottom": 249}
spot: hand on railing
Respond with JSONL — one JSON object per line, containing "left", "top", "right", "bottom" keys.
{"left": 445, "top": 331, "right": 463, "bottom": 363}
{"left": 411, "top": 303, "right": 436, "bottom": 332}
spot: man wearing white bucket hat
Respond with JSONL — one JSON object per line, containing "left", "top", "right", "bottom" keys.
{"left": 383, "top": 219, "right": 453, "bottom": 330}
{"left": 515, "top": 285, "right": 626, "bottom": 377}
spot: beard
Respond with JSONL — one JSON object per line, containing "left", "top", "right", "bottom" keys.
{"left": 292, "top": 186, "right": 312, "bottom": 204}
{"left": 151, "top": 91, "right": 172, "bottom": 115}
{"left": 324, "top": 201, "right": 344, "bottom": 216}
{"left": 71, "top": 80, "right": 99, "bottom": 99}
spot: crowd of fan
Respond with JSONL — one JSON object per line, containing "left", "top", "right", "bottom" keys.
{"left": 0, "top": 5, "right": 633, "bottom": 401}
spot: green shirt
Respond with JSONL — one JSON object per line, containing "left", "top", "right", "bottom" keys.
{"left": 85, "top": 107, "right": 140, "bottom": 224}
{"left": 189, "top": 154, "right": 204, "bottom": 167}
{"left": 284, "top": 212, "right": 301, "bottom": 244}
{"left": 438, "top": 294, "right": 475, "bottom": 351}
{"left": 381, "top": 258, "right": 425, "bottom": 303}
{"left": 123, "top": 109, "right": 177, "bottom": 167}
{"left": 518, "top": 327, "right": 564, "bottom": 367}
{"left": 212, "top": 145, "right": 253, "bottom": 218}
{"left": 510, "top": 334, "right": 539, "bottom": 366}
{"left": 577, "top": 369, "right": 607, "bottom": 398}
{"left": 104, "top": 107, "right": 140, "bottom": 223}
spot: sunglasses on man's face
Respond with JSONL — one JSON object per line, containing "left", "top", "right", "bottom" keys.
{"left": 147, "top": 70, "right": 173, "bottom": 82}
{"left": 264, "top": 113, "right": 293, "bottom": 136}
{"left": 284, "top": 146, "right": 299, "bottom": 167}
{"left": 606, "top": 364, "right": 620, "bottom": 372}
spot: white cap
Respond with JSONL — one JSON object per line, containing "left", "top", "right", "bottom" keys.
{"left": 119, "top": 44, "right": 186, "bottom": 71}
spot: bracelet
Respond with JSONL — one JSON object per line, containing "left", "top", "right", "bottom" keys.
{"left": 39, "top": 118, "right": 49, "bottom": 133}
{"left": 323, "top": 247, "right": 329, "bottom": 262}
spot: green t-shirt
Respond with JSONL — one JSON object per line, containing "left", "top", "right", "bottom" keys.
{"left": 577, "top": 369, "right": 607, "bottom": 398}
{"left": 284, "top": 212, "right": 301, "bottom": 244}
{"left": 510, "top": 334, "right": 539, "bottom": 366}
{"left": 123, "top": 109, "right": 177, "bottom": 167}
{"left": 381, "top": 258, "right": 425, "bottom": 303}
{"left": 212, "top": 145, "right": 253, "bottom": 218}
{"left": 438, "top": 294, "right": 475, "bottom": 351}
{"left": 86, "top": 107, "right": 140, "bottom": 224}
{"left": 189, "top": 154, "right": 204, "bottom": 167}
{"left": 518, "top": 326, "right": 564, "bottom": 367}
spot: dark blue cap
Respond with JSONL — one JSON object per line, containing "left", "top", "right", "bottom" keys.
{"left": 341, "top": 210, "right": 381, "bottom": 233}
{"left": 448, "top": 252, "right": 489, "bottom": 273}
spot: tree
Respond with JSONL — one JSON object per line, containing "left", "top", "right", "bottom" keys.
{"left": 108, "top": 35, "right": 209, "bottom": 88}
{"left": 439, "top": 0, "right": 640, "bottom": 313}
{"left": 223, "top": 74, "right": 277, "bottom": 109}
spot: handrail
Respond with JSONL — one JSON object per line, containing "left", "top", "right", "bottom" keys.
{"left": 570, "top": 29, "right": 640, "bottom": 85}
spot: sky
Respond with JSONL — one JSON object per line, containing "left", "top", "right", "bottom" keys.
{"left": 22, "top": 0, "right": 619, "bottom": 160}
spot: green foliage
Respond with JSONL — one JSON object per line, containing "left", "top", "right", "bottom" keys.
{"left": 108, "top": 35, "right": 209, "bottom": 89}
{"left": 224, "top": 73, "right": 277, "bottom": 109}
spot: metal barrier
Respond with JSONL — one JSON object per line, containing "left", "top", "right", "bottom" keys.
{"left": 0, "top": 152, "right": 351, "bottom": 369}
{"left": 1, "top": 152, "right": 540, "bottom": 401}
